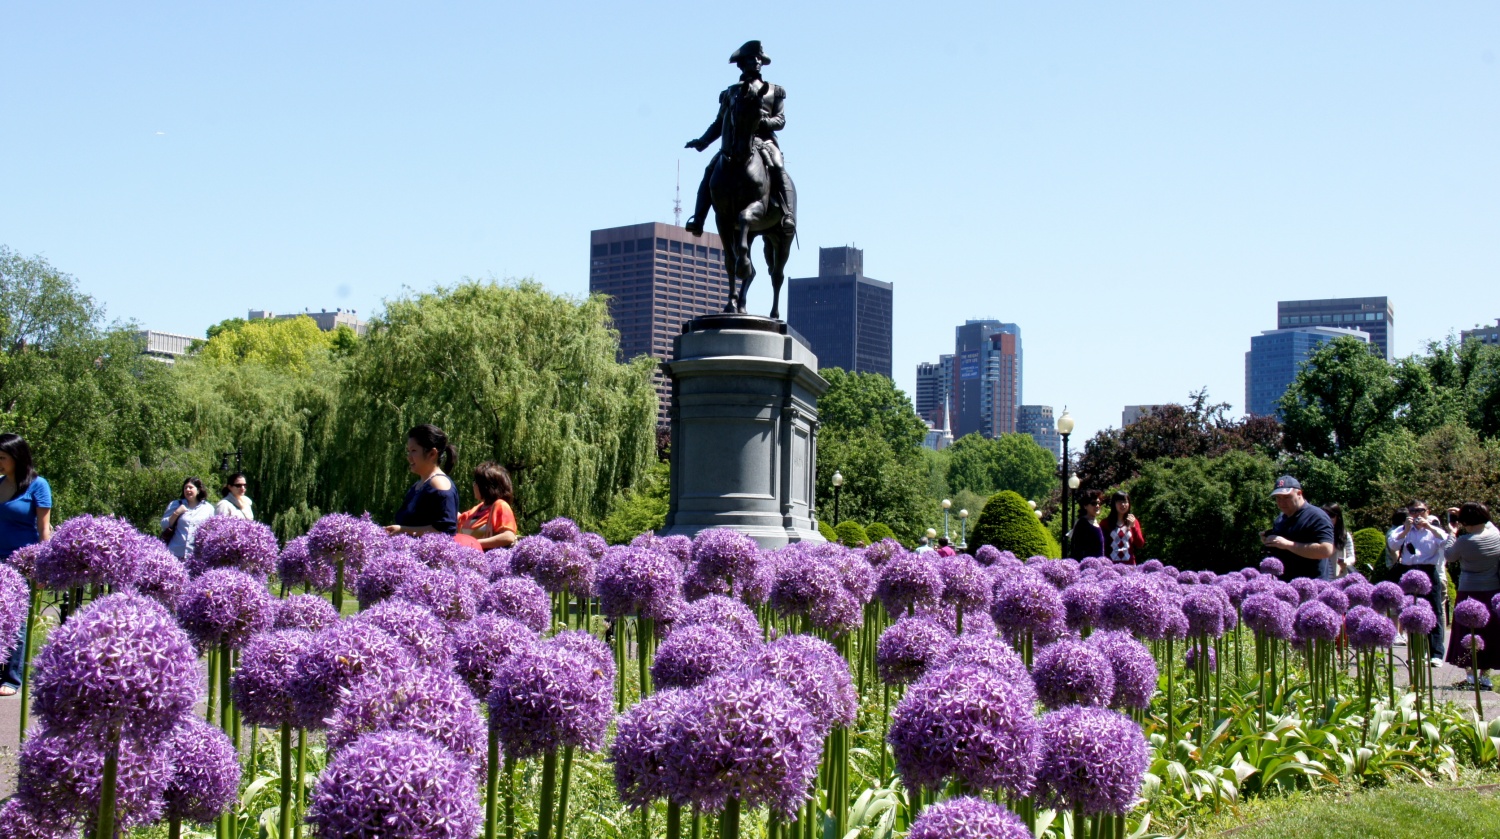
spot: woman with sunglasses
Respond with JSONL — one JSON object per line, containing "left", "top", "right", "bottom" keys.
{"left": 215, "top": 472, "right": 255, "bottom": 520}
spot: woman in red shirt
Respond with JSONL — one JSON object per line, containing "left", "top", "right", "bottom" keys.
{"left": 1104, "top": 490, "right": 1145, "bottom": 564}
{"left": 456, "top": 461, "right": 519, "bottom": 550}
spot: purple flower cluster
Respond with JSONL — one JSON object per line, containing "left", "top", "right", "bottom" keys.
{"left": 1088, "top": 631, "right": 1158, "bottom": 711}
{"left": 1293, "top": 601, "right": 1341, "bottom": 644}
{"left": 449, "top": 615, "right": 538, "bottom": 698}
{"left": 306, "top": 730, "right": 481, "bottom": 839}
{"left": 1455, "top": 598, "right": 1491, "bottom": 630}
{"left": 16, "top": 727, "right": 171, "bottom": 830}
{"left": 5, "top": 541, "right": 45, "bottom": 582}
{"left": 863, "top": 538, "right": 905, "bottom": 567}
{"left": 670, "top": 594, "right": 761, "bottom": 648}
{"left": 476, "top": 575, "right": 551, "bottom": 633}
{"left": 233, "top": 629, "right": 314, "bottom": 727}
{"left": 889, "top": 664, "right": 1039, "bottom": 796}
{"left": 938, "top": 634, "right": 1033, "bottom": 702}
{"left": 1242, "top": 592, "right": 1295, "bottom": 640}
{"left": 393, "top": 566, "right": 481, "bottom": 623}
{"left": 991, "top": 571, "right": 1065, "bottom": 638}
{"left": 1371, "top": 581, "right": 1405, "bottom": 615}
{"left": 278, "top": 535, "right": 334, "bottom": 592}
{"left": 354, "top": 551, "right": 423, "bottom": 609}
{"left": 937, "top": 553, "right": 992, "bottom": 611}
{"left": 0, "top": 565, "right": 29, "bottom": 650}
{"left": 876, "top": 551, "right": 943, "bottom": 615}
{"left": 125, "top": 539, "right": 190, "bottom": 610}
{"left": 1258, "top": 557, "right": 1284, "bottom": 578}
{"left": 652, "top": 624, "right": 748, "bottom": 690}
{"left": 1032, "top": 640, "right": 1116, "bottom": 708}
{"left": 689, "top": 528, "right": 761, "bottom": 585}
{"left": 1098, "top": 575, "right": 1170, "bottom": 638}
{"left": 1346, "top": 607, "right": 1397, "bottom": 649}
{"left": 356, "top": 598, "right": 453, "bottom": 666}
{"left": 291, "top": 621, "right": 413, "bottom": 730}
{"left": 161, "top": 717, "right": 242, "bottom": 825}
{"left": 274, "top": 593, "right": 340, "bottom": 632}
{"left": 767, "top": 544, "right": 862, "bottom": 632}
{"left": 1399, "top": 599, "right": 1438, "bottom": 637}
{"left": 596, "top": 545, "right": 683, "bottom": 621}
{"left": 412, "top": 533, "right": 486, "bottom": 576}
{"left": 746, "top": 634, "right": 858, "bottom": 732}
{"left": 1035, "top": 706, "right": 1148, "bottom": 816}
{"left": 326, "top": 666, "right": 487, "bottom": 777}
{"left": 1063, "top": 582, "right": 1104, "bottom": 633}
{"left": 611, "top": 688, "right": 694, "bottom": 808}
{"left": 488, "top": 643, "right": 612, "bottom": 758}
{"left": 907, "top": 796, "right": 1032, "bottom": 839}
{"left": 525, "top": 539, "right": 596, "bottom": 596}
{"left": 177, "top": 568, "right": 276, "bottom": 650}
{"left": 875, "top": 616, "right": 954, "bottom": 686}
{"left": 1400, "top": 569, "right": 1433, "bottom": 596}
{"left": 1185, "top": 643, "right": 1217, "bottom": 672}
{"left": 539, "top": 517, "right": 582, "bottom": 543}
{"left": 36, "top": 514, "right": 140, "bottom": 591}
{"left": 193, "top": 517, "right": 279, "bottom": 577}
{"left": 306, "top": 512, "right": 387, "bottom": 578}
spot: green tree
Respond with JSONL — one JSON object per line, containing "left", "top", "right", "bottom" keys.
{"left": 865, "top": 522, "right": 895, "bottom": 543}
{"left": 834, "top": 520, "right": 870, "bottom": 547}
{"left": 199, "top": 315, "right": 335, "bottom": 374}
{"left": 1351, "top": 527, "right": 1387, "bottom": 577}
{"left": 328, "top": 280, "right": 657, "bottom": 531}
{"left": 945, "top": 432, "right": 1057, "bottom": 501}
{"left": 1127, "top": 450, "right": 1279, "bottom": 573}
{"left": 817, "top": 368, "right": 927, "bottom": 455}
{"left": 815, "top": 369, "right": 931, "bottom": 541}
{"left": 1278, "top": 337, "right": 1402, "bottom": 457}
{"left": 968, "top": 490, "right": 1054, "bottom": 559}
{"left": 593, "top": 460, "right": 670, "bottom": 544}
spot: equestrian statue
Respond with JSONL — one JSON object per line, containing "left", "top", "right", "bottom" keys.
{"left": 684, "top": 40, "right": 798, "bottom": 319}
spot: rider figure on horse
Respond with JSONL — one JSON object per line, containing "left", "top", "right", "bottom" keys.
{"left": 684, "top": 40, "right": 797, "bottom": 237}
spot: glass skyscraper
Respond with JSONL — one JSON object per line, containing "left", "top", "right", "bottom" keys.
{"left": 787, "top": 246, "right": 893, "bottom": 378}
{"left": 1245, "top": 326, "right": 1371, "bottom": 417}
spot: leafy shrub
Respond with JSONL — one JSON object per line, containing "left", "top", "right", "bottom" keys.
{"left": 1352, "top": 527, "right": 1387, "bottom": 575}
{"left": 1128, "top": 450, "right": 1279, "bottom": 573}
{"left": 835, "top": 520, "right": 870, "bottom": 547}
{"left": 865, "top": 522, "right": 895, "bottom": 543}
{"left": 818, "top": 520, "right": 838, "bottom": 542}
{"left": 968, "top": 490, "right": 1052, "bottom": 559}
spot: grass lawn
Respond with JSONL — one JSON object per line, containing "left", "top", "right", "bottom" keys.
{"left": 1202, "top": 773, "right": 1500, "bottom": 838}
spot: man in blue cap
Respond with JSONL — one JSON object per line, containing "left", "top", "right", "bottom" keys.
{"left": 1261, "top": 475, "right": 1335, "bottom": 580}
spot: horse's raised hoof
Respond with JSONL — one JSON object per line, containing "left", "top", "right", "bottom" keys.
{"left": 769, "top": 307, "right": 780, "bottom": 321}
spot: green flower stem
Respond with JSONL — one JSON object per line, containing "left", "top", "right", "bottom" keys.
{"left": 539, "top": 750, "right": 559, "bottom": 839}
{"left": 486, "top": 723, "right": 500, "bottom": 839}
{"left": 666, "top": 803, "right": 682, "bottom": 839}
{"left": 169, "top": 815, "right": 182, "bottom": 839}
{"left": 504, "top": 756, "right": 517, "bottom": 839}
{"left": 17, "top": 583, "right": 38, "bottom": 742}
{"left": 96, "top": 736, "right": 121, "bottom": 839}
{"left": 280, "top": 723, "right": 294, "bottom": 839}
{"left": 555, "top": 745, "right": 575, "bottom": 839}
{"left": 332, "top": 553, "right": 345, "bottom": 614}
{"left": 719, "top": 798, "right": 740, "bottom": 839}
{"left": 207, "top": 646, "right": 218, "bottom": 724}
{"left": 295, "top": 728, "right": 307, "bottom": 839}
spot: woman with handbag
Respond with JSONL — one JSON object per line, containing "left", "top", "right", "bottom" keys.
{"left": 0, "top": 433, "right": 52, "bottom": 697}
{"left": 161, "top": 477, "right": 214, "bottom": 560}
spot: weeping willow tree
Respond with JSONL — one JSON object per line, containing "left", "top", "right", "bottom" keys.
{"left": 328, "top": 280, "right": 657, "bottom": 530}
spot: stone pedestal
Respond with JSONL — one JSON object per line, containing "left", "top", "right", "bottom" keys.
{"left": 661, "top": 315, "right": 828, "bottom": 548}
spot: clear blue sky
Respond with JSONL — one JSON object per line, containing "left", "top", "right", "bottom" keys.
{"left": 4, "top": 2, "right": 1497, "bottom": 441}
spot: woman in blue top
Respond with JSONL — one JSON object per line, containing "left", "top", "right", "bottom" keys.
{"left": 161, "top": 477, "right": 215, "bottom": 561}
{"left": 384, "top": 424, "right": 459, "bottom": 536}
{"left": 0, "top": 433, "right": 52, "bottom": 696}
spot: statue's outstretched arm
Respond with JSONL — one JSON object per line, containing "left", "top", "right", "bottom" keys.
{"left": 688, "top": 90, "right": 729, "bottom": 150}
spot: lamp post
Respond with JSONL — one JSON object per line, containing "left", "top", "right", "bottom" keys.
{"left": 218, "top": 446, "right": 243, "bottom": 475}
{"left": 1057, "top": 408, "right": 1075, "bottom": 554}
{"left": 941, "top": 498, "right": 952, "bottom": 540}
{"left": 831, "top": 471, "right": 844, "bottom": 527}
{"left": 959, "top": 508, "right": 970, "bottom": 550}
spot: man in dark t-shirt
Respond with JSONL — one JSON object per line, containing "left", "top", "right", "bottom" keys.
{"left": 1260, "top": 475, "right": 1335, "bottom": 580}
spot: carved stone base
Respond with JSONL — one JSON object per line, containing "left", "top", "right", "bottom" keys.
{"left": 661, "top": 315, "right": 828, "bottom": 548}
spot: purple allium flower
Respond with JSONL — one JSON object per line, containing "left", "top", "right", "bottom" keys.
{"left": 670, "top": 594, "right": 761, "bottom": 648}
{"left": 907, "top": 796, "right": 1031, "bottom": 839}
{"left": 1315, "top": 586, "right": 1350, "bottom": 615}
{"left": 875, "top": 616, "right": 954, "bottom": 686}
{"left": 1258, "top": 557, "right": 1284, "bottom": 578}
{"left": 937, "top": 634, "right": 1034, "bottom": 703}
{"left": 1398, "top": 599, "right": 1438, "bottom": 637}
{"left": 1032, "top": 639, "right": 1116, "bottom": 709}
{"left": 596, "top": 545, "right": 683, "bottom": 621}
{"left": 689, "top": 528, "right": 761, "bottom": 584}
{"left": 651, "top": 624, "right": 748, "bottom": 690}
{"left": 523, "top": 539, "right": 595, "bottom": 596}
{"left": 769, "top": 549, "right": 862, "bottom": 633}
{"left": 356, "top": 599, "right": 453, "bottom": 666}
{"left": 889, "top": 664, "right": 1040, "bottom": 796}
{"left": 1181, "top": 588, "right": 1228, "bottom": 637}
{"left": 5, "top": 541, "right": 45, "bottom": 582}
{"left": 579, "top": 532, "right": 607, "bottom": 557}
{"left": 193, "top": 517, "right": 279, "bottom": 577}
{"left": 233, "top": 629, "right": 314, "bottom": 727}
{"left": 937, "top": 553, "right": 992, "bottom": 611}
{"left": 354, "top": 550, "right": 423, "bottom": 609}
{"left": 991, "top": 571, "right": 1065, "bottom": 638}
{"left": 410, "top": 534, "right": 485, "bottom": 577}
{"left": 1197, "top": 570, "right": 1217, "bottom": 584}
{"left": 0, "top": 565, "right": 29, "bottom": 649}
{"left": 476, "top": 575, "right": 551, "bottom": 633}
{"left": 1462, "top": 634, "right": 1486, "bottom": 654}
{"left": 864, "top": 538, "right": 905, "bottom": 567}
{"left": 1347, "top": 608, "right": 1397, "bottom": 649}
{"left": 631, "top": 532, "right": 692, "bottom": 567}
{"left": 1185, "top": 643, "right": 1216, "bottom": 672}
{"left": 161, "top": 716, "right": 241, "bottom": 825}
{"left": 327, "top": 666, "right": 487, "bottom": 776}
{"left": 1035, "top": 706, "right": 1148, "bottom": 816}
{"left": 745, "top": 634, "right": 858, "bottom": 733}
{"left": 36, "top": 514, "right": 140, "bottom": 591}
{"left": 539, "top": 517, "right": 582, "bottom": 543}
{"left": 1088, "top": 630, "right": 1158, "bottom": 711}
{"left": 449, "top": 615, "right": 537, "bottom": 698}
{"left": 1493, "top": 592, "right": 1500, "bottom": 620}
{"left": 306, "top": 730, "right": 481, "bottom": 839}
{"left": 1400, "top": 569, "right": 1433, "bottom": 596}
{"left": 1291, "top": 577, "right": 1319, "bottom": 603}
{"left": 484, "top": 548, "right": 512, "bottom": 580}
{"left": 658, "top": 673, "right": 822, "bottom": 818}
{"left": 876, "top": 551, "right": 944, "bottom": 615}
{"left": 1455, "top": 598, "right": 1491, "bottom": 630}
{"left": 274, "top": 593, "right": 340, "bottom": 632}
{"left": 550, "top": 629, "right": 616, "bottom": 679}
{"left": 973, "top": 545, "right": 1008, "bottom": 566}
{"left": 16, "top": 727, "right": 171, "bottom": 830}
{"left": 1293, "top": 601, "right": 1342, "bottom": 643}
{"left": 0, "top": 797, "right": 73, "bottom": 839}
{"left": 488, "top": 645, "right": 612, "bottom": 758}
{"left": 918, "top": 602, "right": 999, "bottom": 638}
{"left": 291, "top": 621, "right": 413, "bottom": 730}
{"left": 1241, "top": 592, "right": 1295, "bottom": 640}
{"left": 1344, "top": 582, "right": 1374, "bottom": 610}
{"left": 1098, "top": 575, "right": 1170, "bottom": 639}
{"left": 1037, "top": 559, "right": 1081, "bottom": 591}
{"left": 123, "top": 538, "right": 189, "bottom": 611}
{"left": 832, "top": 546, "right": 877, "bottom": 603}
{"left": 1063, "top": 582, "right": 1104, "bottom": 633}
{"left": 31, "top": 593, "right": 198, "bottom": 742}
{"left": 306, "top": 513, "right": 387, "bottom": 580}
{"left": 278, "top": 535, "right": 334, "bottom": 592}
{"left": 177, "top": 568, "right": 276, "bottom": 651}
{"left": 611, "top": 688, "right": 696, "bottom": 808}
{"left": 393, "top": 567, "right": 480, "bottom": 623}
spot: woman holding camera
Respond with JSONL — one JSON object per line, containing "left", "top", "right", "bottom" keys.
{"left": 1443, "top": 502, "right": 1500, "bottom": 689}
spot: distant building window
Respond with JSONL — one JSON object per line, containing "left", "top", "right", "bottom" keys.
{"left": 670, "top": 241, "right": 682, "bottom": 253}
{"left": 609, "top": 242, "right": 622, "bottom": 255}
{"left": 592, "top": 244, "right": 607, "bottom": 257}
{"left": 1377, "top": 312, "right": 1385, "bottom": 320}
{"left": 657, "top": 238, "right": 668, "bottom": 250}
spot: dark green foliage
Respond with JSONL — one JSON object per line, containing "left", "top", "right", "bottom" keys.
{"left": 818, "top": 520, "right": 838, "bottom": 542}
{"left": 817, "top": 368, "right": 928, "bottom": 454}
{"left": 1352, "top": 527, "right": 1388, "bottom": 576}
{"left": 968, "top": 490, "right": 1053, "bottom": 559}
{"left": 944, "top": 432, "right": 1058, "bottom": 502}
{"left": 834, "top": 520, "right": 870, "bottom": 547}
{"left": 815, "top": 369, "right": 931, "bottom": 542}
{"left": 865, "top": 522, "right": 895, "bottom": 543}
{"left": 593, "top": 461, "right": 669, "bottom": 544}
{"left": 1127, "top": 450, "right": 1280, "bottom": 573}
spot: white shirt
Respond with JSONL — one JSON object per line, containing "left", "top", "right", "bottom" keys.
{"left": 1387, "top": 517, "right": 1452, "bottom": 567}
{"left": 215, "top": 495, "right": 254, "bottom": 521}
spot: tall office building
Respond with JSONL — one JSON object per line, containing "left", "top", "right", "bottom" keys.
{"left": 915, "top": 355, "right": 954, "bottom": 429}
{"left": 952, "top": 320, "right": 1023, "bottom": 439}
{"left": 1122, "top": 405, "right": 1168, "bottom": 427}
{"left": 1018, "top": 405, "right": 1060, "bottom": 460}
{"left": 589, "top": 222, "right": 731, "bottom": 424}
{"left": 1245, "top": 326, "right": 1370, "bottom": 417}
{"left": 1461, "top": 318, "right": 1500, "bottom": 347}
{"left": 787, "top": 246, "right": 893, "bottom": 377}
{"left": 1276, "top": 297, "right": 1393, "bottom": 359}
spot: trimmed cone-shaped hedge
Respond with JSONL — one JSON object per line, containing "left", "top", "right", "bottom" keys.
{"left": 835, "top": 520, "right": 870, "bottom": 547}
{"left": 969, "top": 490, "right": 1053, "bottom": 559}
{"left": 866, "top": 522, "right": 896, "bottom": 544}
{"left": 818, "top": 520, "right": 838, "bottom": 542}
{"left": 1352, "top": 527, "right": 1387, "bottom": 574}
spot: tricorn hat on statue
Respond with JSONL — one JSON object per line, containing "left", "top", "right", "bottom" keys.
{"left": 729, "top": 40, "right": 771, "bottom": 65}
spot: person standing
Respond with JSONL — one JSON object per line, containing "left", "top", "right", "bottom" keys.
{"left": 935, "top": 537, "right": 956, "bottom": 558}
{"left": 1260, "top": 475, "right": 1335, "bottom": 581}
{"left": 1103, "top": 491, "right": 1145, "bottom": 565}
{"left": 1387, "top": 499, "right": 1451, "bottom": 665}
{"left": 456, "top": 461, "right": 519, "bottom": 550}
{"left": 0, "top": 434, "right": 52, "bottom": 696}
{"left": 384, "top": 424, "right": 459, "bottom": 536}
{"left": 215, "top": 472, "right": 254, "bottom": 520}
{"left": 1068, "top": 490, "right": 1107, "bottom": 561}
{"left": 1320, "top": 503, "right": 1356, "bottom": 580}
{"left": 161, "top": 477, "right": 214, "bottom": 561}
{"left": 1442, "top": 502, "right": 1500, "bottom": 688}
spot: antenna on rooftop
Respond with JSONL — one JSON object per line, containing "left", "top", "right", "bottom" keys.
{"left": 673, "top": 160, "right": 683, "bottom": 227}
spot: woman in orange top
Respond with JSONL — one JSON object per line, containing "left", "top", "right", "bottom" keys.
{"left": 456, "top": 461, "right": 519, "bottom": 550}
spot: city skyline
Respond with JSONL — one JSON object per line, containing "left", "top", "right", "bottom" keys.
{"left": 5, "top": 4, "right": 1497, "bottom": 443}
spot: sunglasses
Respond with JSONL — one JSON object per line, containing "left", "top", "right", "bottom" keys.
{"left": 231, "top": 483, "right": 247, "bottom": 488}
